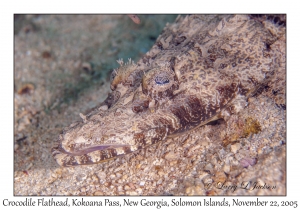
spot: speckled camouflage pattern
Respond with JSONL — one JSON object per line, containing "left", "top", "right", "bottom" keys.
{"left": 52, "top": 15, "right": 285, "bottom": 167}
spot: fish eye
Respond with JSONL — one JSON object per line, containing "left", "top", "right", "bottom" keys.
{"left": 142, "top": 65, "right": 179, "bottom": 100}
{"left": 155, "top": 74, "right": 170, "bottom": 85}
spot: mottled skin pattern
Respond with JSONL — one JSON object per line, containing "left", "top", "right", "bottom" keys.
{"left": 52, "top": 15, "right": 285, "bottom": 167}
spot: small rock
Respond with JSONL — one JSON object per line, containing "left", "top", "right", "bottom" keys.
{"left": 99, "top": 105, "right": 108, "bottom": 111}
{"left": 117, "top": 185, "right": 124, "bottom": 191}
{"left": 215, "top": 171, "right": 227, "bottom": 184}
{"left": 127, "top": 191, "right": 138, "bottom": 195}
{"left": 128, "top": 182, "right": 136, "bottom": 190}
{"left": 169, "top": 160, "right": 178, "bottom": 166}
{"left": 94, "top": 191, "right": 104, "bottom": 196}
{"left": 124, "top": 185, "right": 131, "bottom": 190}
{"left": 14, "top": 144, "right": 19, "bottom": 151}
{"left": 128, "top": 15, "right": 141, "bottom": 24}
{"left": 158, "top": 170, "right": 165, "bottom": 177}
{"left": 82, "top": 62, "right": 92, "bottom": 73}
{"left": 185, "top": 186, "right": 204, "bottom": 195}
{"left": 136, "top": 188, "right": 143, "bottom": 194}
{"left": 42, "top": 50, "right": 51, "bottom": 59}
{"left": 164, "top": 151, "right": 177, "bottom": 160}
{"left": 240, "top": 158, "right": 257, "bottom": 168}
{"left": 26, "top": 163, "right": 33, "bottom": 170}
{"left": 91, "top": 174, "right": 99, "bottom": 181}
{"left": 223, "top": 164, "right": 231, "bottom": 174}
{"left": 199, "top": 171, "right": 210, "bottom": 180}
{"left": 120, "top": 175, "right": 128, "bottom": 183}
{"left": 157, "top": 179, "right": 163, "bottom": 185}
{"left": 204, "top": 163, "right": 214, "bottom": 172}
{"left": 206, "top": 190, "right": 217, "bottom": 196}
{"left": 17, "top": 83, "right": 35, "bottom": 95}
{"left": 96, "top": 172, "right": 106, "bottom": 180}
{"left": 231, "top": 143, "right": 241, "bottom": 154}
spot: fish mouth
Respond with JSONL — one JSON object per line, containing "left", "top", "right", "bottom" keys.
{"left": 53, "top": 144, "right": 132, "bottom": 156}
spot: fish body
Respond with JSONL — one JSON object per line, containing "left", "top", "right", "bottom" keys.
{"left": 52, "top": 15, "right": 285, "bottom": 166}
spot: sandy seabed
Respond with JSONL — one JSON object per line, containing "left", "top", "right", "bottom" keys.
{"left": 14, "top": 15, "right": 286, "bottom": 196}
